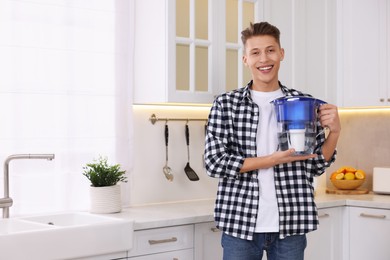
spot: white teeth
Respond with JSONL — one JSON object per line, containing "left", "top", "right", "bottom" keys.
{"left": 259, "top": 66, "right": 272, "bottom": 71}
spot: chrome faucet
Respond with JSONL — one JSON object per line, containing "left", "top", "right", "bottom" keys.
{"left": 1, "top": 154, "right": 55, "bottom": 218}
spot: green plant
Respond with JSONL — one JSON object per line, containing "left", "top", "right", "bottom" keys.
{"left": 83, "top": 156, "right": 127, "bottom": 187}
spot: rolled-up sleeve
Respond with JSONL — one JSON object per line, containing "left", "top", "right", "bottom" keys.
{"left": 204, "top": 98, "right": 245, "bottom": 179}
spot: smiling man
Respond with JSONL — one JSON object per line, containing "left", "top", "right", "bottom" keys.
{"left": 204, "top": 22, "right": 341, "bottom": 260}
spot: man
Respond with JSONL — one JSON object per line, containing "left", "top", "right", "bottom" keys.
{"left": 204, "top": 22, "right": 341, "bottom": 260}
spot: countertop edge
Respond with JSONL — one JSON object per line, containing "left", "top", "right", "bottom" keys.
{"left": 110, "top": 193, "right": 390, "bottom": 230}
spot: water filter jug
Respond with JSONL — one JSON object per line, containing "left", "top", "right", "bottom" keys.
{"left": 270, "top": 96, "right": 326, "bottom": 155}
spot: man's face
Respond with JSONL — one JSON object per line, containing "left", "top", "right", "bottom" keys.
{"left": 242, "top": 35, "right": 284, "bottom": 90}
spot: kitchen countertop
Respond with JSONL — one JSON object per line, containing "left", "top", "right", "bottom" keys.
{"left": 112, "top": 190, "right": 390, "bottom": 231}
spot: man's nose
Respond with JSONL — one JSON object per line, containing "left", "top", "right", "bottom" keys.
{"left": 258, "top": 52, "right": 268, "bottom": 62}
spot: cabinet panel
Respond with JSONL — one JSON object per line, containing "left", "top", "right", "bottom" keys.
{"left": 134, "top": 0, "right": 215, "bottom": 104}
{"left": 305, "top": 207, "right": 343, "bottom": 260}
{"left": 194, "top": 222, "right": 223, "bottom": 260}
{"left": 134, "top": 0, "right": 265, "bottom": 104}
{"left": 341, "top": 0, "right": 388, "bottom": 107}
{"left": 264, "top": 0, "right": 338, "bottom": 105}
{"left": 349, "top": 207, "right": 390, "bottom": 260}
{"left": 128, "top": 225, "right": 193, "bottom": 257}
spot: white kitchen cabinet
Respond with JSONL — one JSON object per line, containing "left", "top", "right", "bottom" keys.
{"left": 133, "top": 0, "right": 263, "bottom": 104}
{"left": 128, "top": 225, "right": 194, "bottom": 259}
{"left": 265, "top": 0, "right": 390, "bottom": 107}
{"left": 263, "top": 0, "right": 338, "bottom": 105}
{"left": 194, "top": 222, "right": 223, "bottom": 260}
{"left": 134, "top": 0, "right": 217, "bottom": 104}
{"left": 348, "top": 207, "right": 390, "bottom": 260}
{"left": 339, "top": 0, "right": 390, "bottom": 107}
{"left": 305, "top": 207, "right": 344, "bottom": 260}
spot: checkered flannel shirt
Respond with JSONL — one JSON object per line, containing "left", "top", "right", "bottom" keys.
{"left": 204, "top": 81, "right": 336, "bottom": 240}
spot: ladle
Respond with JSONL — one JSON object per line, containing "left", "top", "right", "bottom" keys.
{"left": 163, "top": 123, "right": 174, "bottom": 181}
{"left": 184, "top": 123, "right": 199, "bottom": 181}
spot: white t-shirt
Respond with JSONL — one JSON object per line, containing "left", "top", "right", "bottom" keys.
{"left": 250, "top": 88, "right": 283, "bottom": 233}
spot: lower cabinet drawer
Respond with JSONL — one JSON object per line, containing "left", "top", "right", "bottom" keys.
{"left": 128, "top": 225, "right": 194, "bottom": 257}
{"left": 129, "top": 249, "right": 193, "bottom": 260}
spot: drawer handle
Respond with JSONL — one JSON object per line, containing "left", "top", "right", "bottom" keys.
{"left": 148, "top": 237, "right": 178, "bottom": 245}
{"left": 210, "top": 227, "right": 220, "bottom": 232}
{"left": 360, "top": 213, "right": 386, "bottom": 219}
{"left": 319, "top": 213, "right": 330, "bottom": 218}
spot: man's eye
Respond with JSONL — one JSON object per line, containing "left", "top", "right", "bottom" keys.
{"left": 251, "top": 51, "right": 259, "bottom": 55}
{"left": 267, "top": 49, "right": 274, "bottom": 53}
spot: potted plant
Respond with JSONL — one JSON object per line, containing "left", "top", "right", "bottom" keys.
{"left": 83, "top": 156, "right": 127, "bottom": 213}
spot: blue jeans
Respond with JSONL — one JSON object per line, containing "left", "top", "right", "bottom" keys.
{"left": 221, "top": 232, "right": 307, "bottom": 260}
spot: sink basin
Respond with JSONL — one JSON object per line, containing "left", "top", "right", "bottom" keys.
{"left": 0, "top": 212, "right": 134, "bottom": 260}
{"left": 0, "top": 218, "right": 54, "bottom": 235}
{"left": 21, "top": 212, "right": 121, "bottom": 227}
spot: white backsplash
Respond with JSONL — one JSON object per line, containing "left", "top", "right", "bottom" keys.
{"left": 326, "top": 108, "right": 390, "bottom": 190}
{"left": 130, "top": 105, "right": 218, "bottom": 206}
{"left": 130, "top": 106, "right": 390, "bottom": 205}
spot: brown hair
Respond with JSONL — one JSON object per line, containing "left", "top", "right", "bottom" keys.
{"left": 241, "top": 22, "right": 281, "bottom": 49}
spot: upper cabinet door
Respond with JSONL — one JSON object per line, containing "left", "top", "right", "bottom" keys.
{"left": 260, "top": 0, "right": 338, "bottom": 105}
{"left": 223, "top": 0, "right": 257, "bottom": 92}
{"left": 133, "top": 0, "right": 262, "bottom": 104}
{"left": 134, "top": 0, "right": 215, "bottom": 104}
{"left": 340, "top": 0, "right": 389, "bottom": 107}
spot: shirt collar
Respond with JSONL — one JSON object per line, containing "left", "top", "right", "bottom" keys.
{"left": 243, "top": 80, "right": 291, "bottom": 101}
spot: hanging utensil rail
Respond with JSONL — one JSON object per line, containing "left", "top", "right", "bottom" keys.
{"left": 149, "top": 114, "right": 207, "bottom": 125}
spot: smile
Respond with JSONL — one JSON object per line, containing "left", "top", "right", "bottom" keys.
{"left": 258, "top": 65, "right": 273, "bottom": 71}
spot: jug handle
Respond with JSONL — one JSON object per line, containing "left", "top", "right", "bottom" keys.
{"left": 316, "top": 127, "right": 329, "bottom": 138}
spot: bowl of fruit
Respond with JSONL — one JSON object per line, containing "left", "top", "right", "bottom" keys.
{"left": 330, "top": 166, "right": 366, "bottom": 190}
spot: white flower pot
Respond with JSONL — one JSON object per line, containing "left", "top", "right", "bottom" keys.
{"left": 89, "top": 185, "right": 122, "bottom": 214}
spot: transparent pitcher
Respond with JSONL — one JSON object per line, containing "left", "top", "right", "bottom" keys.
{"left": 270, "top": 96, "right": 326, "bottom": 155}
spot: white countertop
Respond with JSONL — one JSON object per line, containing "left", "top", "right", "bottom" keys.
{"left": 111, "top": 191, "right": 390, "bottom": 230}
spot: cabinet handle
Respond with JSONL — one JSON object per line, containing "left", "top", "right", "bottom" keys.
{"left": 380, "top": 98, "right": 385, "bottom": 102}
{"left": 319, "top": 213, "right": 330, "bottom": 218}
{"left": 210, "top": 227, "right": 220, "bottom": 232}
{"left": 173, "top": 258, "right": 178, "bottom": 260}
{"left": 148, "top": 237, "right": 178, "bottom": 245}
{"left": 360, "top": 213, "right": 386, "bottom": 219}
{"left": 387, "top": 98, "right": 390, "bottom": 102}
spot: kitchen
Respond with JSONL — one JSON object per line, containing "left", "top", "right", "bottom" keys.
{"left": 0, "top": 0, "right": 390, "bottom": 259}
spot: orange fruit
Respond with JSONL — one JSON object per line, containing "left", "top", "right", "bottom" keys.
{"left": 336, "top": 167, "right": 347, "bottom": 174}
{"left": 345, "top": 166, "right": 357, "bottom": 173}
{"left": 335, "top": 172, "right": 345, "bottom": 180}
{"left": 330, "top": 172, "right": 338, "bottom": 180}
{"left": 355, "top": 170, "right": 366, "bottom": 180}
{"left": 344, "top": 172, "right": 356, "bottom": 180}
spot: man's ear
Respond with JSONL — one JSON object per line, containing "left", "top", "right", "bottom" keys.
{"left": 242, "top": 55, "right": 248, "bottom": 66}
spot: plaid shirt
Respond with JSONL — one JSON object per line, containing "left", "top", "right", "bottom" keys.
{"left": 204, "top": 81, "right": 336, "bottom": 240}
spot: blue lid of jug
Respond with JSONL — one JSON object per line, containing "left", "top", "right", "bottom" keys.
{"left": 270, "top": 96, "right": 326, "bottom": 122}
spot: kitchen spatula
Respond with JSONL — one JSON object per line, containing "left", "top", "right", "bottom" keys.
{"left": 184, "top": 124, "right": 199, "bottom": 181}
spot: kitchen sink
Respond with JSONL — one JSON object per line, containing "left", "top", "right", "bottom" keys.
{"left": 0, "top": 212, "right": 134, "bottom": 259}
{"left": 0, "top": 218, "right": 54, "bottom": 235}
{"left": 20, "top": 212, "right": 120, "bottom": 227}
